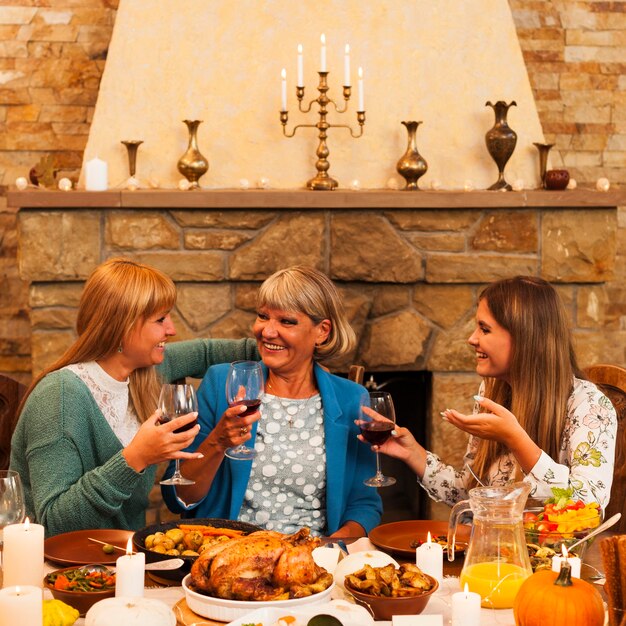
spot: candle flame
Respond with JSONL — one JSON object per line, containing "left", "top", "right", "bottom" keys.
{"left": 24, "top": 517, "right": 30, "bottom": 530}
{"left": 15, "top": 586, "right": 21, "bottom": 595}
{"left": 561, "top": 544, "right": 569, "bottom": 558}
{"left": 426, "top": 531, "right": 432, "bottom": 544}
{"left": 126, "top": 537, "right": 133, "bottom": 555}
{"left": 298, "top": 44, "right": 302, "bottom": 54}
{"left": 281, "top": 68, "right": 286, "bottom": 79}
{"left": 320, "top": 33, "right": 326, "bottom": 45}
{"left": 345, "top": 44, "right": 350, "bottom": 54}
{"left": 464, "top": 583, "right": 470, "bottom": 594}
{"left": 358, "top": 66, "right": 363, "bottom": 79}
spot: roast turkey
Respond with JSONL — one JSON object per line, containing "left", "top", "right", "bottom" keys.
{"left": 189, "top": 527, "right": 333, "bottom": 601}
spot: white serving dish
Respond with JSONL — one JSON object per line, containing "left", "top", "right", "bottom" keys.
{"left": 332, "top": 549, "right": 400, "bottom": 590}
{"left": 182, "top": 574, "right": 335, "bottom": 622}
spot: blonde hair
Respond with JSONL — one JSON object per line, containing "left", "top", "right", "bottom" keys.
{"left": 21, "top": 257, "right": 177, "bottom": 421}
{"left": 256, "top": 266, "right": 356, "bottom": 362}
{"left": 471, "top": 276, "right": 581, "bottom": 484}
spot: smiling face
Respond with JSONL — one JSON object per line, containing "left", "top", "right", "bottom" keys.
{"left": 253, "top": 306, "right": 330, "bottom": 377}
{"left": 122, "top": 310, "right": 176, "bottom": 370}
{"left": 468, "top": 298, "right": 513, "bottom": 381}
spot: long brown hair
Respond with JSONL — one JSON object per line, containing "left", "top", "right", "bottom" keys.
{"left": 20, "top": 257, "right": 177, "bottom": 421}
{"left": 471, "top": 276, "right": 582, "bottom": 483}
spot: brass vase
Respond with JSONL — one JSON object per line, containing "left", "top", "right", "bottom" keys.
{"left": 485, "top": 101, "right": 517, "bottom": 191}
{"left": 396, "top": 121, "right": 428, "bottom": 190}
{"left": 177, "top": 120, "right": 209, "bottom": 188}
{"left": 533, "top": 142, "right": 555, "bottom": 189}
{"left": 121, "top": 140, "right": 143, "bottom": 177}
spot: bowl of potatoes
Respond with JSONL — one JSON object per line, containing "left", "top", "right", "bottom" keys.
{"left": 132, "top": 518, "right": 261, "bottom": 582}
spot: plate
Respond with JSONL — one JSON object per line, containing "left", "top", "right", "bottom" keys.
{"left": 368, "top": 519, "right": 471, "bottom": 558}
{"left": 182, "top": 573, "right": 334, "bottom": 622}
{"left": 44, "top": 528, "right": 133, "bottom": 566}
{"left": 133, "top": 517, "right": 261, "bottom": 582}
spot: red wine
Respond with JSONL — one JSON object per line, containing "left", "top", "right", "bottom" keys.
{"left": 159, "top": 415, "right": 198, "bottom": 433}
{"left": 231, "top": 398, "right": 261, "bottom": 417}
{"left": 360, "top": 422, "right": 394, "bottom": 446}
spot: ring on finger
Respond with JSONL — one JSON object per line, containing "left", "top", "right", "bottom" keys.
{"left": 240, "top": 427, "right": 248, "bottom": 435}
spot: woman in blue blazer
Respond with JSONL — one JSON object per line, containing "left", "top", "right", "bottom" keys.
{"left": 162, "top": 266, "right": 382, "bottom": 537}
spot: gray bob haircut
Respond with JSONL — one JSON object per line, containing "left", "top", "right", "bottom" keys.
{"left": 256, "top": 265, "right": 356, "bottom": 362}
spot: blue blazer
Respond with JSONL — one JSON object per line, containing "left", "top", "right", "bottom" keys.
{"left": 162, "top": 362, "right": 382, "bottom": 534}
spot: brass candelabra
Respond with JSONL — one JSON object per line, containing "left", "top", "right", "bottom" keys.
{"left": 280, "top": 72, "right": 365, "bottom": 190}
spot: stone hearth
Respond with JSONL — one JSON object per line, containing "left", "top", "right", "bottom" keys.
{"left": 9, "top": 188, "right": 625, "bottom": 520}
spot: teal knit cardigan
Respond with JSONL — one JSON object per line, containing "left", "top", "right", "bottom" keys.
{"left": 10, "top": 338, "right": 257, "bottom": 537}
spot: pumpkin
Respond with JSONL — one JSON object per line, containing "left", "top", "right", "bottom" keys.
{"left": 84, "top": 597, "right": 175, "bottom": 626}
{"left": 513, "top": 562, "right": 604, "bottom": 626}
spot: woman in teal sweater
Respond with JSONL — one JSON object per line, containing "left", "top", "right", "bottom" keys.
{"left": 10, "top": 258, "right": 257, "bottom": 536}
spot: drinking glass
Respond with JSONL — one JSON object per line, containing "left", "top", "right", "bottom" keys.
{"left": 159, "top": 383, "right": 198, "bottom": 486}
{"left": 360, "top": 391, "right": 397, "bottom": 487}
{"left": 224, "top": 360, "right": 264, "bottom": 461}
{"left": 0, "top": 470, "right": 25, "bottom": 574}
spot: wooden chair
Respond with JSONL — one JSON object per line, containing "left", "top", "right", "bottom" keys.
{"left": 348, "top": 364, "right": 365, "bottom": 386}
{"left": 584, "top": 364, "right": 626, "bottom": 532}
{"left": 0, "top": 374, "right": 27, "bottom": 471}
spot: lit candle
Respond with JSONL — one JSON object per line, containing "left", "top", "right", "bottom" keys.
{"left": 451, "top": 583, "right": 481, "bottom": 626}
{"left": 2, "top": 518, "right": 44, "bottom": 588}
{"left": 415, "top": 532, "right": 443, "bottom": 585}
{"left": 551, "top": 544, "right": 581, "bottom": 578}
{"left": 344, "top": 44, "right": 351, "bottom": 86}
{"left": 320, "top": 33, "right": 326, "bottom": 72}
{"left": 0, "top": 586, "right": 42, "bottom": 626}
{"left": 281, "top": 68, "right": 287, "bottom": 112}
{"left": 115, "top": 537, "right": 145, "bottom": 597}
{"left": 85, "top": 156, "right": 108, "bottom": 191}
{"left": 357, "top": 66, "right": 364, "bottom": 111}
{"left": 297, "top": 44, "right": 304, "bottom": 87}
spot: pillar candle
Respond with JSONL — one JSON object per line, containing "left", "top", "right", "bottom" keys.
{"left": 415, "top": 532, "right": 443, "bottom": 585}
{"left": 85, "top": 156, "right": 108, "bottom": 191}
{"left": 115, "top": 538, "right": 145, "bottom": 597}
{"left": 357, "top": 67, "right": 364, "bottom": 110}
{"left": 281, "top": 68, "right": 287, "bottom": 111}
{"left": 2, "top": 519, "right": 44, "bottom": 588}
{"left": 320, "top": 33, "right": 326, "bottom": 71}
{"left": 451, "top": 583, "right": 481, "bottom": 626}
{"left": 551, "top": 546, "right": 581, "bottom": 578}
{"left": 344, "top": 44, "right": 350, "bottom": 86}
{"left": 297, "top": 44, "right": 303, "bottom": 87}
{"left": 0, "top": 586, "right": 43, "bottom": 626}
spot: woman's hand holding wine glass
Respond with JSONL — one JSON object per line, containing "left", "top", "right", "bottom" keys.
{"left": 159, "top": 383, "right": 199, "bottom": 486}
{"left": 224, "top": 361, "right": 264, "bottom": 461}
{"left": 358, "top": 391, "right": 397, "bottom": 487}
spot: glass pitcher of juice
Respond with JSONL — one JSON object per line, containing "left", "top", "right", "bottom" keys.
{"left": 447, "top": 481, "right": 533, "bottom": 609}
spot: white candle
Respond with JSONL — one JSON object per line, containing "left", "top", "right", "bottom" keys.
{"left": 85, "top": 156, "right": 108, "bottom": 191}
{"left": 344, "top": 44, "right": 351, "bottom": 86}
{"left": 115, "top": 538, "right": 145, "bottom": 597}
{"left": 0, "top": 586, "right": 42, "bottom": 626}
{"left": 357, "top": 66, "right": 364, "bottom": 110}
{"left": 2, "top": 518, "right": 44, "bottom": 588}
{"left": 551, "top": 545, "right": 581, "bottom": 578}
{"left": 297, "top": 44, "right": 303, "bottom": 87}
{"left": 415, "top": 532, "right": 443, "bottom": 586}
{"left": 451, "top": 583, "right": 481, "bottom": 626}
{"left": 281, "top": 68, "right": 287, "bottom": 111}
{"left": 320, "top": 33, "right": 326, "bottom": 71}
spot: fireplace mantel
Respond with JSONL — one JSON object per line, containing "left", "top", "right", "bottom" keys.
{"left": 7, "top": 187, "right": 625, "bottom": 210}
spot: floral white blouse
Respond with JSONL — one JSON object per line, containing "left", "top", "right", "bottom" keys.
{"left": 420, "top": 378, "right": 617, "bottom": 509}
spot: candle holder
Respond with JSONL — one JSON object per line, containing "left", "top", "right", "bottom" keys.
{"left": 280, "top": 72, "right": 365, "bottom": 190}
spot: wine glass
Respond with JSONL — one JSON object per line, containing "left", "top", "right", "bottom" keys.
{"left": 159, "top": 383, "right": 198, "bottom": 486}
{"left": 0, "top": 470, "right": 25, "bottom": 553}
{"left": 224, "top": 360, "right": 264, "bottom": 461}
{"left": 360, "top": 391, "right": 397, "bottom": 487}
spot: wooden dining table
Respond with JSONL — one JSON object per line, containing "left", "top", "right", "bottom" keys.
{"left": 43, "top": 529, "right": 613, "bottom": 626}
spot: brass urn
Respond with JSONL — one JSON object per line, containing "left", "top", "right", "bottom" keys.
{"left": 396, "top": 121, "right": 428, "bottom": 190}
{"left": 177, "top": 120, "right": 209, "bottom": 188}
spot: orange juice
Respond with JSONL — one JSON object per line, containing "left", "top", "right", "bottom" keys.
{"left": 460, "top": 561, "right": 530, "bottom": 609}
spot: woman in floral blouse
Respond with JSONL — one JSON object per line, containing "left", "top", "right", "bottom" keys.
{"left": 362, "top": 276, "right": 617, "bottom": 510}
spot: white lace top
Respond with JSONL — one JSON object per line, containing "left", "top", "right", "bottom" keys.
{"left": 63, "top": 362, "right": 141, "bottom": 446}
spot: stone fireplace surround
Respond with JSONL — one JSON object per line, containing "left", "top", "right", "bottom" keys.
{"left": 9, "top": 187, "right": 624, "bottom": 521}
